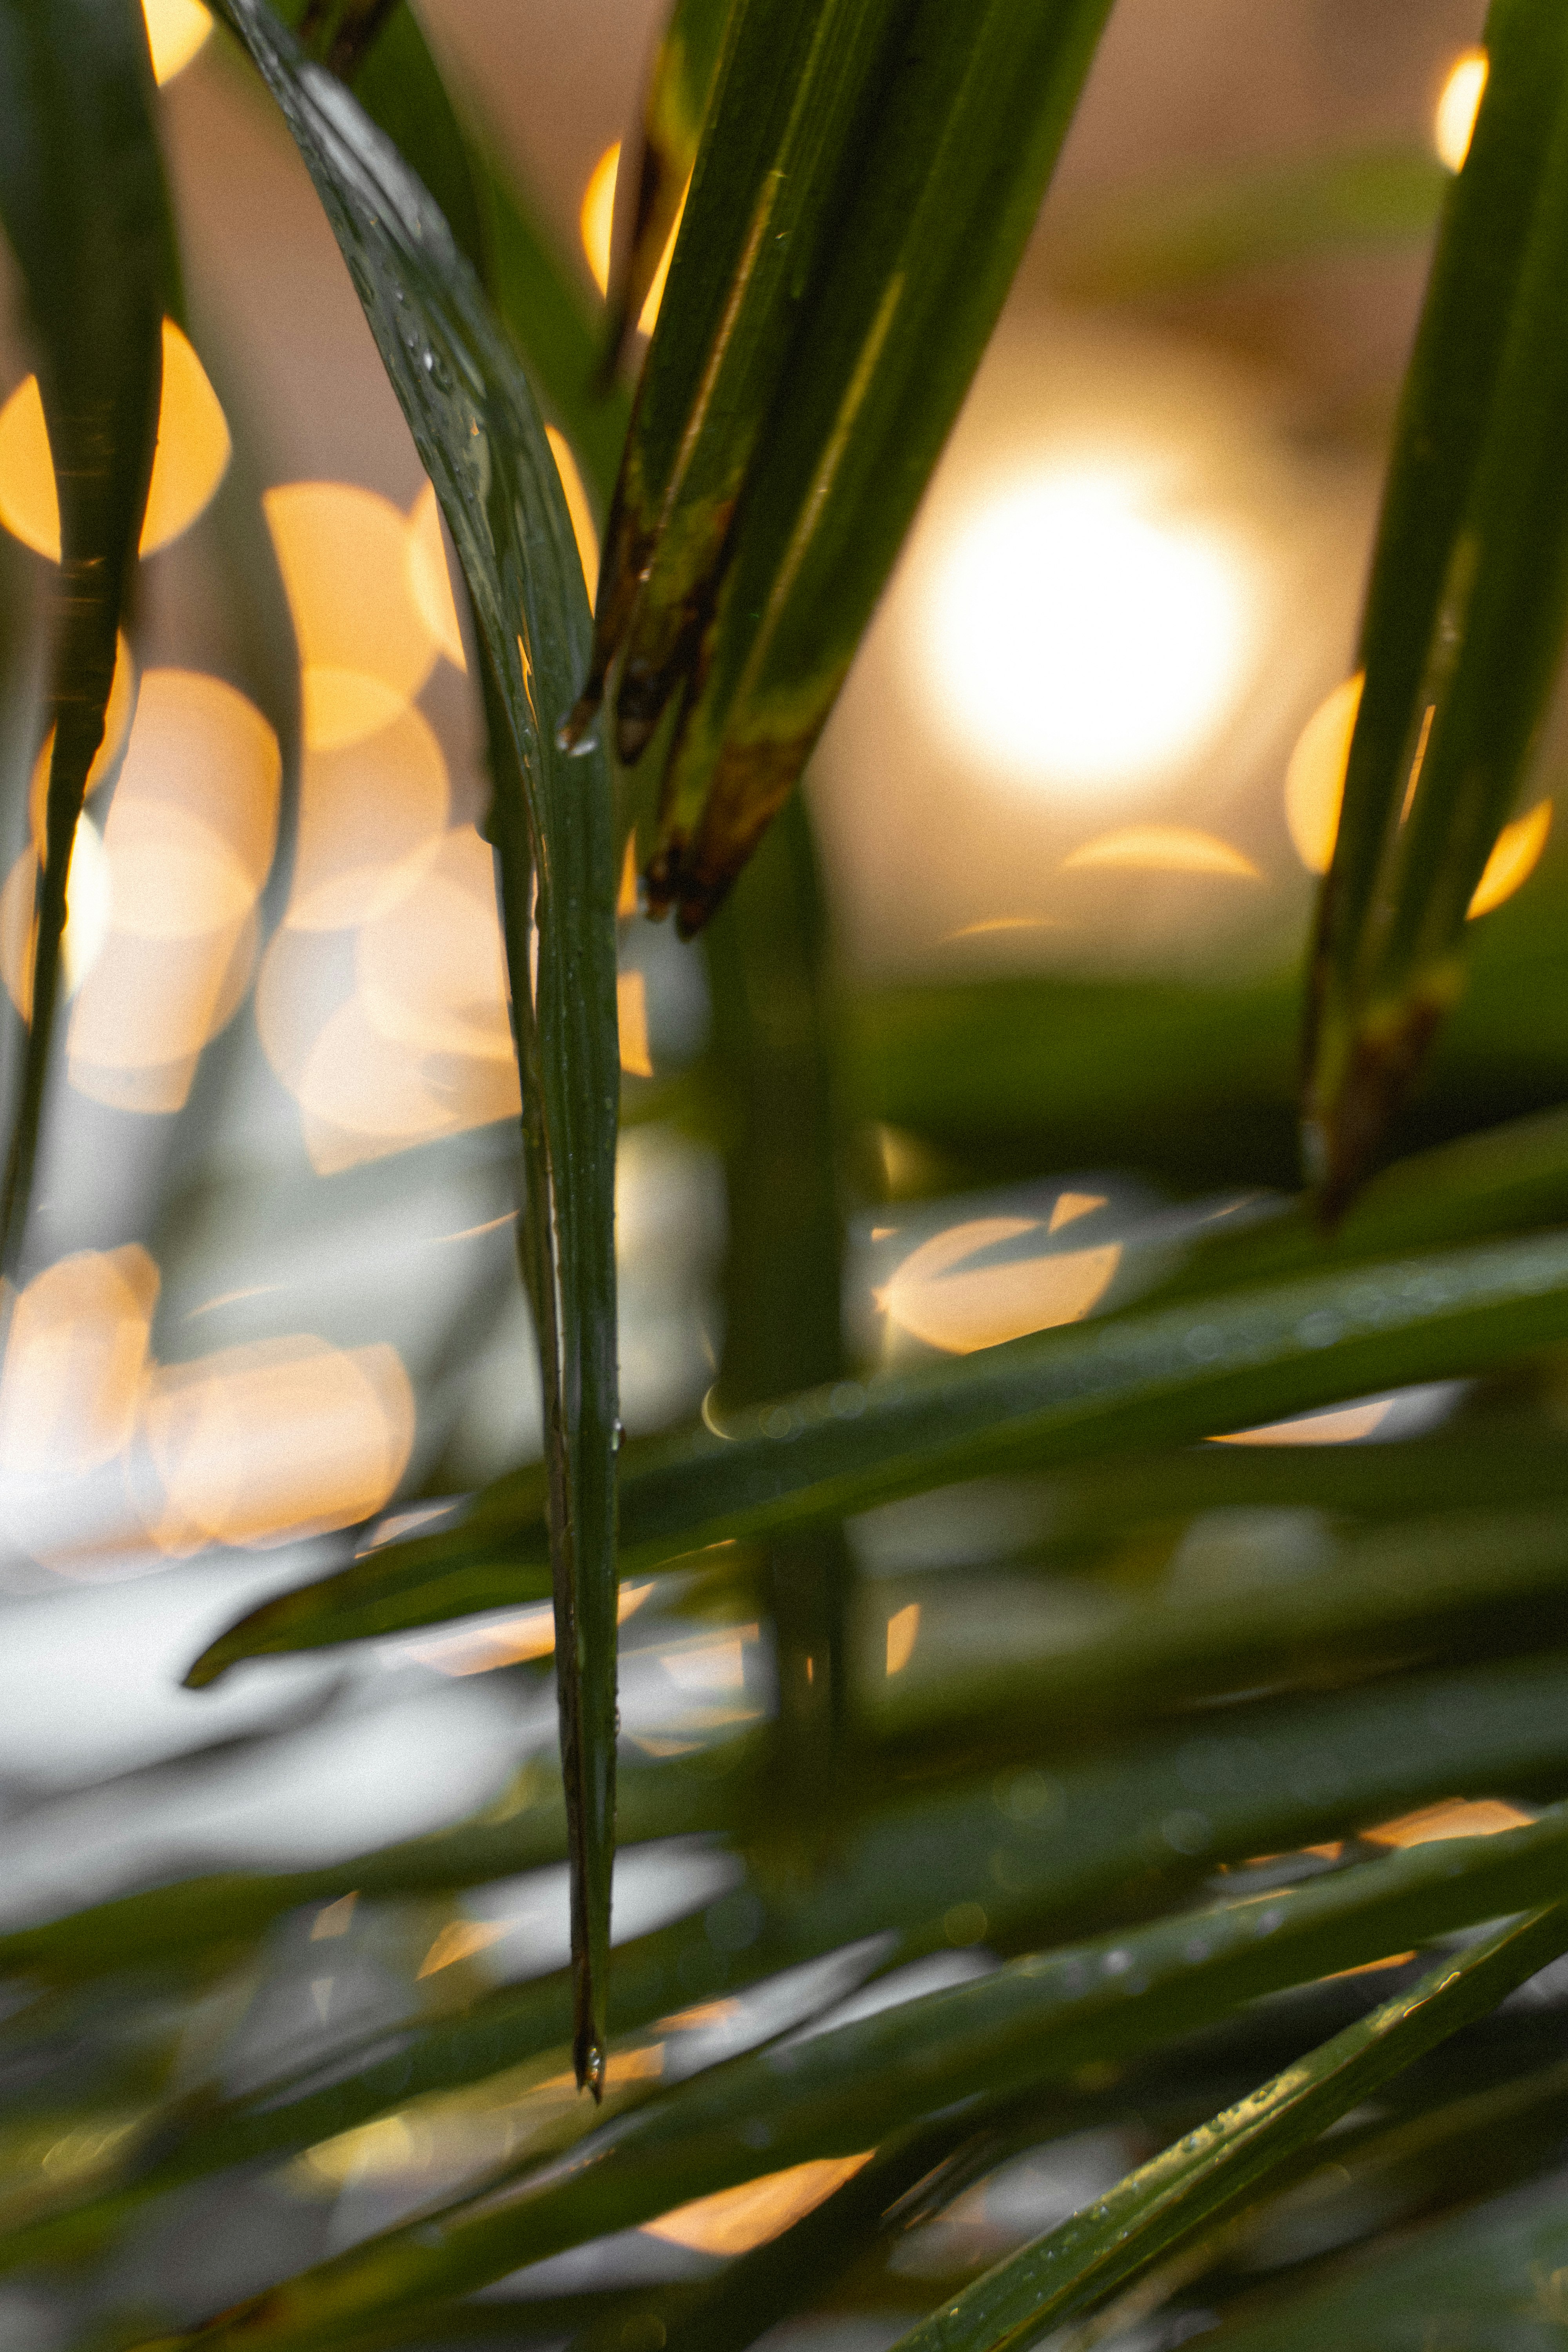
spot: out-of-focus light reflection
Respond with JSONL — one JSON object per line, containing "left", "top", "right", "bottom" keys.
{"left": 258, "top": 822, "right": 520, "bottom": 1175}
{"left": 417, "top": 1918, "right": 509, "bottom": 1978}
{"left": 545, "top": 426, "right": 601, "bottom": 601}
{"left": 618, "top": 968, "right": 653, "bottom": 1077}
{"left": 0, "top": 815, "right": 112, "bottom": 1017}
{"left": 1468, "top": 799, "right": 1551, "bottom": 917}
{"left": 880, "top": 1215, "right": 1121, "bottom": 1355}
{"left": 142, "top": 1336, "right": 415, "bottom": 1553}
{"left": 885, "top": 1602, "right": 920, "bottom": 1676}
{"left": 263, "top": 483, "right": 446, "bottom": 748}
{"left": 64, "top": 670, "right": 280, "bottom": 1113}
{"left": 399, "top": 1583, "right": 653, "bottom": 1678}
{"left": 579, "top": 143, "right": 681, "bottom": 332}
{"left": 1435, "top": 48, "right": 1488, "bottom": 173}
{"left": 26, "top": 633, "right": 141, "bottom": 849}
{"left": 581, "top": 143, "right": 620, "bottom": 295}
{"left": 1062, "top": 825, "right": 1260, "bottom": 878}
{"left": 0, "top": 1248, "right": 157, "bottom": 1478}
{"left": 1049, "top": 1191, "right": 1105, "bottom": 1233}
{"left": 922, "top": 465, "right": 1256, "bottom": 798}
{"left": 1363, "top": 1797, "right": 1532, "bottom": 1849}
{"left": 405, "top": 483, "right": 467, "bottom": 672}
{"left": 144, "top": 0, "right": 212, "bottom": 83}
{"left": 288, "top": 706, "right": 449, "bottom": 931}
{"left": 1213, "top": 1398, "right": 1394, "bottom": 1447}
{"left": 644, "top": 2154, "right": 876, "bottom": 2256}
{"left": 1284, "top": 672, "right": 1361, "bottom": 874}
{"left": 0, "top": 321, "right": 230, "bottom": 561}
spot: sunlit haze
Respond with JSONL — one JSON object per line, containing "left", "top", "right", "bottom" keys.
{"left": 922, "top": 464, "right": 1258, "bottom": 800}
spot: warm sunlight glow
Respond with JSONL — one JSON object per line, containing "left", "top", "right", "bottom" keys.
{"left": 405, "top": 482, "right": 467, "bottom": 671}
{"left": 546, "top": 426, "right": 601, "bottom": 602}
{"left": 581, "top": 143, "right": 621, "bottom": 296}
{"left": 402, "top": 1584, "right": 653, "bottom": 1678}
{"left": 1285, "top": 672, "right": 1362, "bottom": 874}
{"left": 263, "top": 483, "right": 441, "bottom": 748}
{"left": 886, "top": 1602, "right": 921, "bottom": 1676}
{"left": 1467, "top": 798, "right": 1551, "bottom": 918}
{"left": 1049, "top": 1191, "right": 1106, "bottom": 1234}
{"left": 618, "top": 831, "right": 641, "bottom": 918}
{"left": 882, "top": 1216, "right": 1121, "bottom": 1355}
{"left": 0, "top": 816, "right": 112, "bottom": 1020}
{"left": 578, "top": 144, "right": 681, "bottom": 331}
{"left": 1062, "top": 826, "right": 1261, "bottom": 878}
{"left": 1435, "top": 48, "right": 1488, "bottom": 173}
{"left": 1363, "top": 1797, "right": 1532, "bottom": 1849}
{"left": 1213, "top": 1398, "right": 1395, "bottom": 1447}
{"left": 144, "top": 0, "right": 213, "bottom": 83}
{"left": 259, "top": 822, "right": 520, "bottom": 1175}
{"left": 0, "top": 321, "right": 229, "bottom": 562}
{"left": 923, "top": 464, "right": 1256, "bottom": 798}
{"left": 143, "top": 1336, "right": 415, "bottom": 1553}
{"left": 65, "top": 672, "right": 279, "bottom": 1114}
{"left": 288, "top": 706, "right": 450, "bottom": 931}
{"left": 0, "top": 1248, "right": 158, "bottom": 1479}
{"left": 644, "top": 2156, "right": 875, "bottom": 2257}
{"left": 618, "top": 968, "right": 653, "bottom": 1077}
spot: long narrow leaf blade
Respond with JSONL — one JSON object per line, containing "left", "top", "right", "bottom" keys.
{"left": 189, "top": 1219, "right": 1568, "bottom": 1673}
{"left": 212, "top": 0, "right": 621, "bottom": 2094}
{"left": 0, "top": 0, "right": 172, "bottom": 1269}
{"left": 884, "top": 1904, "right": 1568, "bottom": 2352}
{"left": 603, "top": 0, "right": 733, "bottom": 376}
{"left": 1305, "top": 0, "right": 1568, "bottom": 1211}
{"left": 644, "top": 0, "right": 1115, "bottom": 933}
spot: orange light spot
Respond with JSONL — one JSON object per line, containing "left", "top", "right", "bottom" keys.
{"left": 0, "top": 1247, "right": 158, "bottom": 1481}
{"left": 143, "top": 0, "right": 212, "bottom": 82}
{"left": 885, "top": 1602, "right": 920, "bottom": 1676}
{"left": 1285, "top": 673, "right": 1362, "bottom": 874}
{"left": 643, "top": 2154, "right": 875, "bottom": 2257}
{"left": 1049, "top": 1191, "right": 1106, "bottom": 1234}
{"left": 882, "top": 1216, "right": 1121, "bottom": 1355}
{"left": 1212, "top": 1398, "right": 1394, "bottom": 1448}
{"left": 65, "top": 672, "right": 278, "bottom": 1113}
{"left": 0, "top": 817, "right": 112, "bottom": 1019}
{"left": 1435, "top": 48, "right": 1488, "bottom": 173}
{"left": 617, "top": 831, "right": 641, "bottom": 918}
{"left": 1362, "top": 1798, "right": 1534, "bottom": 1851}
{"left": 1468, "top": 799, "right": 1551, "bottom": 918}
{"left": 417, "top": 1920, "right": 509, "bottom": 1978}
{"left": 1062, "top": 826, "right": 1260, "bottom": 879}
{"left": 618, "top": 968, "right": 653, "bottom": 1077}
{"left": 0, "top": 322, "right": 229, "bottom": 562}
{"left": 142, "top": 1336, "right": 415, "bottom": 1553}
{"left": 310, "top": 1894, "right": 358, "bottom": 1940}
{"left": 403, "top": 1583, "right": 653, "bottom": 1679}
{"left": 638, "top": 180, "right": 687, "bottom": 336}
{"left": 357, "top": 825, "right": 514, "bottom": 1064}
{"left": 545, "top": 427, "right": 600, "bottom": 603}
{"left": 288, "top": 706, "right": 450, "bottom": 932}
{"left": 581, "top": 144, "right": 620, "bottom": 296}
{"left": 263, "top": 483, "right": 440, "bottom": 748}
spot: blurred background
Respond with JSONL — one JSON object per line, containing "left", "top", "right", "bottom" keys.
{"left": 14, "top": 0, "right": 1568, "bottom": 2341}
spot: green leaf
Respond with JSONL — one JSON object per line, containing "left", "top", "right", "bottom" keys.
{"left": 704, "top": 794, "right": 851, "bottom": 1826}
{"left": 639, "top": 0, "right": 1116, "bottom": 934}
{"left": 602, "top": 0, "right": 733, "bottom": 378}
{"left": 569, "top": 0, "right": 909, "bottom": 765}
{"left": 108, "top": 1809, "right": 1568, "bottom": 2348}
{"left": 189, "top": 1218, "right": 1568, "bottom": 1672}
{"left": 0, "top": 0, "right": 174, "bottom": 1270}
{"left": 1305, "top": 0, "right": 1568, "bottom": 1213}
{"left": 882, "top": 1903, "right": 1568, "bottom": 2352}
{"left": 211, "top": 0, "right": 621, "bottom": 2094}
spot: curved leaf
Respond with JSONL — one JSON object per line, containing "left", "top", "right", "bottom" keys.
{"left": 0, "top": 0, "right": 173, "bottom": 1270}
{"left": 211, "top": 0, "right": 620, "bottom": 2093}
{"left": 189, "top": 1219, "right": 1568, "bottom": 1672}
{"left": 884, "top": 1904, "right": 1568, "bottom": 2352}
{"left": 1305, "top": 0, "right": 1568, "bottom": 1212}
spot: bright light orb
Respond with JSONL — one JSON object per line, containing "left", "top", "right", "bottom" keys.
{"left": 143, "top": 0, "right": 212, "bottom": 86}
{"left": 1435, "top": 49, "right": 1488, "bottom": 174}
{"left": 922, "top": 466, "right": 1257, "bottom": 800}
